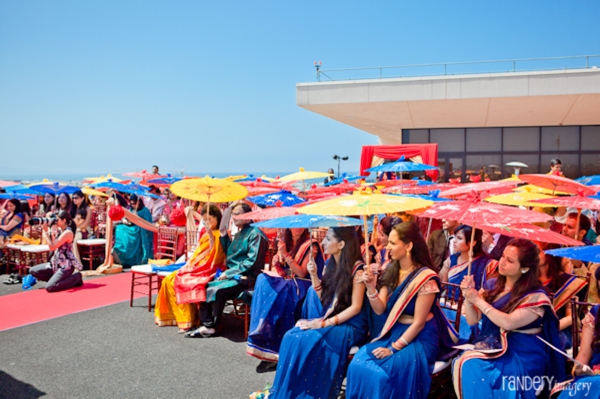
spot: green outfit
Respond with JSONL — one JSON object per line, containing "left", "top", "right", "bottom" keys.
{"left": 113, "top": 207, "right": 154, "bottom": 267}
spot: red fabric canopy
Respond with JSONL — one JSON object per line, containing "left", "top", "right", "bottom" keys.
{"left": 360, "top": 144, "right": 438, "bottom": 179}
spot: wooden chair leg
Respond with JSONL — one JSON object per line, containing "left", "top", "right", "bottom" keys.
{"left": 130, "top": 273, "right": 135, "bottom": 307}
{"left": 147, "top": 275, "right": 153, "bottom": 312}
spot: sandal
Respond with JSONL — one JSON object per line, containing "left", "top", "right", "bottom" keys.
{"left": 184, "top": 328, "right": 205, "bottom": 338}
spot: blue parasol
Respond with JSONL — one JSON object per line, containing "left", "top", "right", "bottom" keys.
{"left": 29, "top": 182, "right": 79, "bottom": 195}
{"left": 545, "top": 246, "right": 600, "bottom": 263}
{"left": 366, "top": 155, "right": 438, "bottom": 173}
{"left": 0, "top": 191, "right": 36, "bottom": 200}
{"left": 390, "top": 190, "right": 453, "bottom": 202}
{"left": 93, "top": 181, "right": 158, "bottom": 199}
{"left": 5, "top": 184, "right": 41, "bottom": 196}
{"left": 146, "top": 174, "right": 182, "bottom": 185}
{"left": 576, "top": 175, "right": 600, "bottom": 186}
{"left": 324, "top": 173, "right": 363, "bottom": 187}
{"left": 247, "top": 190, "right": 305, "bottom": 207}
{"left": 252, "top": 214, "right": 363, "bottom": 229}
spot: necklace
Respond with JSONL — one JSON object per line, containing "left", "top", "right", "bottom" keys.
{"left": 398, "top": 266, "right": 415, "bottom": 283}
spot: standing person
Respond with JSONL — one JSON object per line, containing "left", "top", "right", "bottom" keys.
{"left": 246, "top": 228, "right": 324, "bottom": 373}
{"left": 266, "top": 226, "right": 367, "bottom": 399}
{"left": 427, "top": 219, "right": 459, "bottom": 270}
{"left": 186, "top": 203, "right": 268, "bottom": 338}
{"left": 324, "top": 168, "right": 335, "bottom": 184}
{"left": 154, "top": 204, "right": 226, "bottom": 333}
{"left": 152, "top": 165, "right": 160, "bottom": 175}
{"left": 71, "top": 190, "right": 92, "bottom": 262}
{"left": 28, "top": 210, "right": 83, "bottom": 292}
{"left": 346, "top": 222, "right": 458, "bottom": 399}
{"left": 548, "top": 158, "right": 565, "bottom": 176}
{"left": 453, "top": 239, "right": 565, "bottom": 399}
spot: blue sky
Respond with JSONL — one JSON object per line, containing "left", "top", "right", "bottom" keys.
{"left": 1, "top": 1, "right": 599, "bottom": 179}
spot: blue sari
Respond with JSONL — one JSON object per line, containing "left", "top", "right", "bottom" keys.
{"left": 269, "top": 262, "right": 368, "bottom": 399}
{"left": 555, "top": 305, "right": 600, "bottom": 399}
{"left": 346, "top": 267, "right": 458, "bottom": 399}
{"left": 444, "top": 253, "right": 497, "bottom": 342}
{"left": 246, "top": 239, "right": 324, "bottom": 362}
{"left": 452, "top": 279, "right": 565, "bottom": 399}
{"left": 113, "top": 207, "right": 154, "bottom": 267}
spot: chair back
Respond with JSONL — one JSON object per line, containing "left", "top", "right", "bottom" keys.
{"left": 570, "top": 298, "right": 596, "bottom": 358}
{"left": 185, "top": 228, "right": 200, "bottom": 261}
{"left": 439, "top": 282, "right": 464, "bottom": 332}
{"left": 155, "top": 226, "right": 179, "bottom": 261}
{"left": 92, "top": 201, "right": 107, "bottom": 238}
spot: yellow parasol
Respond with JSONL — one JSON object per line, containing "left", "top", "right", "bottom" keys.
{"left": 276, "top": 168, "right": 331, "bottom": 183}
{"left": 224, "top": 174, "right": 248, "bottom": 182}
{"left": 514, "top": 184, "right": 570, "bottom": 196}
{"left": 170, "top": 176, "right": 248, "bottom": 211}
{"left": 83, "top": 174, "right": 126, "bottom": 184}
{"left": 484, "top": 187, "right": 555, "bottom": 208}
{"left": 82, "top": 187, "right": 108, "bottom": 197}
{"left": 298, "top": 189, "right": 433, "bottom": 264}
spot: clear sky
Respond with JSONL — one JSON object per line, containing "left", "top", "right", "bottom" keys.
{"left": 1, "top": 1, "right": 599, "bottom": 179}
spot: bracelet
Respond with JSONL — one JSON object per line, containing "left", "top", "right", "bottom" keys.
{"left": 284, "top": 256, "right": 293, "bottom": 264}
{"left": 321, "top": 319, "right": 326, "bottom": 328}
{"left": 313, "top": 284, "right": 322, "bottom": 292}
{"left": 399, "top": 337, "right": 409, "bottom": 347}
{"left": 334, "top": 315, "right": 339, "bottom": 326}
{"left": 366, "top": 289, "right": 378, "bottom": 299}
{"left": 387, "top": 345, "right": 399, "bottom": 354}
{"left": 483, "top": 306, "right": 492, "bottom": 315}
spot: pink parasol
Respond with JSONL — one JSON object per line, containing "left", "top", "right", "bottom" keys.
{"left": 439, "top": 180, "right": 520, "bottom": 198}
{"left": 233, "top": 206, "right": 298, "bottom": 221}
{"left": 0, "top": 180, "right": 19, "bottom": 188}
{"left": 518, "top": 174, "right": 595, "bottom": 196}
{"left": 306, "top": 182, "right": 360, "bottom": 195}
{"left": 463, "top": 222, "right": 583, "bottom": 247}
{"left": 122, "top": 170, "right": 166, "bottom": 180}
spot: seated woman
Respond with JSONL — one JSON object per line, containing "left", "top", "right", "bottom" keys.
{"left": 0, "top": 199, "right": 25, "bottom": 248}
{"left": 112, "top": 195, "right": 154, "bottom": 267}
{"left": 267, "top": 226, "right": 367, "bottom": 399}
{"left": 540, "top": 253, "right": 588, "bottom": 350}
{"left": 29, "top": 210, "right": 83, "bottom": 292}
{"left": 553, "top": 304, "right": 600, "bottom": 398}
{"left": 246, "top": 228, "right": 324, "bottom": 373}
{"left": 440, "top": 225, "right": 498, "bottom": 341}
{"left": 346, "top": 222, "right": 458, "bottom": 399}
{"left": 154, "top": 204, "right": 226, "bottom": 332}
{"left": 38, "top": 193, "right": 56, "bottom": 216}
{"left": 71, "top": 190, "right": 93, "bottom": 262}
{"left": 453, "top": 238, "right": 565, "bottom": 399}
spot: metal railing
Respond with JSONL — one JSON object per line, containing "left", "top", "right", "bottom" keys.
{"left": 314, "top": 54, "right": 600, "bottom": 82}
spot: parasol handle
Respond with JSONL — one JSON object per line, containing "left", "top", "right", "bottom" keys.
{"left": 575, "top": 209, "right": 582, "bottom": 241}
{"left": 363, "top": 216, "right": 370, "bottom": 266}
{"left": 426, "top": 218, "right": 433, "bottom": 241}
{"left": 467, "top": 222, "right": 476, "bottom": 276}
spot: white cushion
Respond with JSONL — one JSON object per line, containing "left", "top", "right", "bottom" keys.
{"left": 349, "top": 346, "right": 359, "bottom": 355}
{"left": 20, "top": 245, "right": 50, "bottom": 253}
{"left": 432, "top": 360, "right": 451, "bottom": 374}
{"left": 78, "top": 238, "right": 107, "bottom": 246}
{"left": 130, "top": 265, "right": 156, "bottom": 274}
{"left": 157, "top": 271, "right": 172, "bottom": 277}
{"left": 5, "top": 244, "right": 23, "bottom": 250}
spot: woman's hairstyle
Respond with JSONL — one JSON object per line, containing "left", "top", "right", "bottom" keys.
{"left": 483, "top": 238, "right": 542, "bottom": 312}
{"left": 75, "top": 207, "right": 87, "bottom": 219}
{"left": 57, "top": 192, "right": 73, "bottom": 211}
{"left": 40, "top": 193, "right": 56, "bottom": 213}
{"left": 540, "top": 254, "right": 563, "bottom": 294}
{"left": 550, "top": 158, "right": 562, "bottom": 167}
{"left": 72, "top": 190, "right": 91, "bottom": 208}
{"left": 129, "top": 194, "right": 145, "bottom": 211}
{"left": 19, "top": 201, "right": 31, "bottom": 217}
{"left": 455, "top": 224, "right": 484, "bottom": 256}
{"left": 321, "top": 226, "right": 362, "bottom": 317}
{"left": 57, "top": 209, "right": 73, "bottom": 225}
{"left": 282, "top": 229, "right": 310, "bottom": 258}
{"left": 379, "top": 216, "right": 401, "bottom": 237}
{"left": 201, "top": 204, "right": 223, "bottom": 227}
{"left": 379, "top": 221, "right": 436, "bottom": 292}
{"left": 234, "top": 202, "right": 252, "bottom": 214}
{"left": 7, "top": 199, "right": 23, "bottom": 215}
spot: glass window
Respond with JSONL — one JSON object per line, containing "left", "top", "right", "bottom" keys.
{"left": 581, "top": 126, "right": 600, "bottom": 151}
{"left": 541, "top": 126, "right": 579, "bottom": 151}
{"left": 503, "top": 127, "right": 539, "bottom": 152}
{"left": 466, "top": 155, "right": 503, "bottom": 181}
{"left": 503, "top": 154, "right": 540, "bottom": 176}
{"left": 581, "top": 153, "right": 600, "bottom": 176}
{"left": 430, "top": 129, "right": 464, "bottom": 152}
{"left": 404, "top": 129, "right": 429, "bottom": 144}
{"left": 466, "top": 128, "right": 502, "bottom": 152}
{"left": 540, "top": 154, "right": 579, "bottom": 179}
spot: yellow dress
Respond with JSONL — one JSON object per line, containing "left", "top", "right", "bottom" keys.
{"left": 154, "top": 231, "right": 226, "bottom": 329}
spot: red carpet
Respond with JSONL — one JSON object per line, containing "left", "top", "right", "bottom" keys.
{"left": 0, "top": 272, "right": 146, "bottom": 331}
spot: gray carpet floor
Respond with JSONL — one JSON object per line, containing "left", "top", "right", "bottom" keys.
{"left": 0, "top": 272, "right": 274, "bottom": 399}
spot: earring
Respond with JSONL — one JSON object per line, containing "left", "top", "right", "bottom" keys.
{"left": 521, "top": 268, "right": 529, "bottom": 274}
{"left": 406, "top": 249, "right": 411, "bottom": 258}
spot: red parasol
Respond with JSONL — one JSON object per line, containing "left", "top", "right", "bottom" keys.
{"left": 439, "top": 180, "right": 520, "bottom": 198}
{"left": 233, "top": 206, "right": 298, "bottom": 221}
{"left": 518, "top": 174, "right": 595, "bottom": 196}
{"left": 122, "top": 170, "right": 166, "bottom": 180}
{"left": 0, "top": 180, "right": 19, "bottom": 188}
{"left": 463, "top": 222, "right": 583, "bottom": 247}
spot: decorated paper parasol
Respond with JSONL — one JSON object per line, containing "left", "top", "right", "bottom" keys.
{"left": 143, "top": 174, "right": 182, "bottom": 187}
{"left": 252, "top": 214, "right": 364, "bottom": 229}
{"left": 81, "top": 187, "right": 108, "bottom": 198}
{"left": 0, "top": 180, "right": 19, "bottom": 188}
{"left": 484, "top": 187, "right": 556, "bottom": 208}
{"left": 298, "top": 190, "right": 433, "bottom": 264}
{"left": 247, "top": 190, "right": 305, "bottom": 207}
{"left": 545, "top": 246, "right": 600, "bottom": 263}
{"left": 465, "top": 223, "right": 583, "bottom": 247}
{"left": 324, "top": 173, "right": 363, "bottom": 187}
{"left": 518, "top": 174, "right": 595, "bottom": 196}
{"left": 439, "top": 180, "right": 520, "bottom": 198}
{"left": 234, "top": 206, "right": 298, "bottom": 221}
{"left": 576, "top": 175, "right": 600, "bottom": 186}
{"left": 170, "top": 176, "right": 248, "bottom": 205}
{"left": 29, "top": 181, "right": 79, "bottom": 195}
{"left": 276, "top": 168, "right": 331, "bottom": 183}
{"left": 83, "top": 174, "right": 126, "bottom": 184}
{"left": 530, "top": 191, "right": 600, "bottom": 238}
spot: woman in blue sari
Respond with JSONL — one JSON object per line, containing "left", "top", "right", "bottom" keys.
{"left": 346, "top": 221, "right": 458, "bottom": 399}
{"left": 553, "top": 304, "right": 600, "bottom": 398}
{"left": 453, "top": 238, "right": 565, "bottom": 399}
{"left": 112, "top": 195, "right": 154, "bottom": 267}
{"left": 440, "top": 225, "right": 497, "bottom": 342}
{"left": 267, "top": 226, "right": 367, "bottom": 399}
{"left": 246, "top": 228, "right": 324, "bottom": 373}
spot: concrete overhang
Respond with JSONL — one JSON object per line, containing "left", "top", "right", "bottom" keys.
{"left": 296, "top": 68, "right": 600, "bottom": 144}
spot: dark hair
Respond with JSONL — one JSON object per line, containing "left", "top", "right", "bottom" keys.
{"left": 379, "top": 221, "right": 437, "bottom": 292}
{"left": 321, "top": 226, "right": 362, "bottom": 317}
{"left": 233, "top": 203, "right": 252, "bottom": 214}
{"left": 148, "top": 185, "right": 161, "bottom": 194}
{"left": 594, "top": 308, "right": 600, "bottom": 352}
{"left": 540, "top": 254, "right": 563, "bottom": 294}
{"left": 201, "top": 204, "right": 223, "bottom": 227}
{"left": 282, "top": 229, "right": 311, "bottom": 258}
{"left": 550, "top": 158, "right": 562, "bottom": 167}
{"left": 129, "top": 195, "right": 145, "bottom": 211}
{"left": 72, "top": 190, "right": 91, "bottom": 209}
{"left": 19, "top": 201, "right": 31, "bottom": 217}
{"left": 152, "top": 165, "right": 159, "bottom": 169}
{"left": 75, "top": 207, "right": 87, "bottom": 220}
{"left": 455, "top": 224, "right": 484, "bottom": 256}
{"left": 483, "top": 238, "right": 542, "bottom": 312}
{"left": 567, "top": 212, "right": 591, "bottom": 235}
{"left": 6, "top": 199, "right": 24, "bottom": 224}
{"left": 57, "top": 192, "right": 73, "bottom": 213}
{"left": 57, "top": 209, "right": 73, "bottom": 225}
{"left": 379, "top": 216, "right": 401, "bottom": 237}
